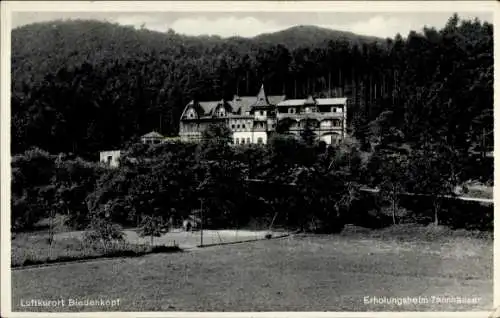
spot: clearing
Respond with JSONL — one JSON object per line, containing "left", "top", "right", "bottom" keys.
{"left": 11, "top": 227, "right": 492, "bottom": 312}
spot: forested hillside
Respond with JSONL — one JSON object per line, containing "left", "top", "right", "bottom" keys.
{"left": 11, "top": 14, "right": 493, "bottom": 171}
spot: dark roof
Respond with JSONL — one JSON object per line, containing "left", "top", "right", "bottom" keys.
{"left": 229, "top": 95, "right": 285, "bottom": 114}
{"left": 198, "top": 101, "right": 220, "bottom": 116}
{"left": 181, "top": 84, "right": 287, "bottom": 118}
{"left": 251, "top": 84, "right": 272, "bottom": 108}
{"left": 186, "top": 100, "right": 234, "bottom": 117}
{"left": 268, "top": 95, "right": 286, "bottom": 105}
{"left": 229, "top": 96, "right": 256, "bottom": 115}
{"left": 183, "top": 100, "right": 206, "bottom": 117}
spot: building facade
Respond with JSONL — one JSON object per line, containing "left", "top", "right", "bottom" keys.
{"left": 179, "top": 84, "right": 348, "bottom": 145}
{"left": 99, "top": 150, "right": 121, "bottom": 168}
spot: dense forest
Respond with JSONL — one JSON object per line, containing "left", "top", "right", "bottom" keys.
{"left": 11, "top": 14, "right": 493, "bottom": 169}
{"left": 10, "top": 14, "right": 494, "bottom": 238}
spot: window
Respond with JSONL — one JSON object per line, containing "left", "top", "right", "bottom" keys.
{"left": 242, "top": 124, "right": 246, "bottom": 129}
{"left": 107, "top": 156, "right": 112, "bottom": 165}
{"left": 235, "top": 138, "right": 239, "bottom": 144}
{"left": 241, "top": 138, "right": 245, "bottom": 145}
{"left": 237, "top": 124, "right": 240, "bottom": 128}
{"left": 260, "top": 111, "right": 264, "bottom": 116}
{"left": 257, "top": 137, "right": 263, "bottom": 144}
{"left": 232, "top": 124, "right": 235, "bottom": 129}
{"left": 247, "top": 138, "right": 251, "bottom": 144}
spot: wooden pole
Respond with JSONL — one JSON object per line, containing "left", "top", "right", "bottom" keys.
{"left": 200, "top": 199, "right": 204, "bottom": 247}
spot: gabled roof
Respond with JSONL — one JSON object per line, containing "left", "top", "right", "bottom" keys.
{"left": 184, "top": 100, "right": 205, "bottom": 116}
{"left": 229, "top": 96, "right": 256, "bottom": 115}
{"left": 230, "top": 94, "right": 285, "bottom": 114}
{"left": 198, "top": 101, "right": 220, "bottom": 115}
{"left": 142, "top": 131, "right": 164, "bottom": 139}
{"left": 185, "top": 100, "right": 232, "bottom": 117}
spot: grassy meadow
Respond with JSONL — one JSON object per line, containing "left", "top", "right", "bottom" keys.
{"left": 11, "top": 225, "right": 492, "bottom": 312}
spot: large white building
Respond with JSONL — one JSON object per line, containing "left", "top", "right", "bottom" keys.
{"left": 179, "top": 84, "right": 348, "bottom": 145}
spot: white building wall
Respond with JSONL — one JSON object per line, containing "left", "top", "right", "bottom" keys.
{"left": 99, "top": 150, "right": 121, "bottom": 168}
{"left": 252, "top": 131, "right": 267, "bottom": 144}
{"left": 233, "top": 131, "right": 253, "bottom": 145}
{"left": 232, "top": 131, "right": 268, "bottom": 144}
{"left": 319, "top": 133, "right": 341, "bottom": 145}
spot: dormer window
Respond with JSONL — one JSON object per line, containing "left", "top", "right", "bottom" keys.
{"left": 186, "top": 108, "right": 196, "bottom": 119}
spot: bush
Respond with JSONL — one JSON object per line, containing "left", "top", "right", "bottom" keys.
{"left": 83, "top": 217, "right": 125, "bottom": 252}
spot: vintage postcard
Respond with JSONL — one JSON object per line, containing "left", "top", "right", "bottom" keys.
{"left": 0, "top": 1, "right": 497, "bottom": 317}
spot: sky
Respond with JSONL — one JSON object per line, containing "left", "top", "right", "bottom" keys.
{"left": 12, "top": 11, "right": 493, "bottom": 39}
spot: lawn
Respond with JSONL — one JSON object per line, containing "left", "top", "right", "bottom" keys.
{"left": 11, "top": 225, "right": 492, "bottom": 312}
{"left": 54, "top": 228, "right": 289, "bottom": 249}
{"left": 11, "top": 231, "right": 180, "bottom": 267}
{"left": 11, "top": 228, "right": 287, "bottom": 267}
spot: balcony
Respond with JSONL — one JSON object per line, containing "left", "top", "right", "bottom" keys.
{"left": 277, "top": 112, "right": 344, "bottom": 121}
{"left": 254, "top": 115, "right": 268, "bottom": 121}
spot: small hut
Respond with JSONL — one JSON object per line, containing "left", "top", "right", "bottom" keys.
{"left": 141, "top": 131, "right": 164, "bottom": 145}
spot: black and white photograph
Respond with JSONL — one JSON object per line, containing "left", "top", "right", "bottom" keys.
{"left": 1, "top": 1, "right": 496, "bottom": 315}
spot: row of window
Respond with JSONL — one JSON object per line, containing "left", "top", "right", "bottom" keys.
{"left": 285, "top": 120, "right": 341, "bottom": 128}
{"left": 232, "top": 124, "right": 247, "bottom": 129}
{"left": 187, "top": 107, "right": 342, "bottom": 118}
{"left": 234, "top": 137, "right": 264, "bottom": 144}
{"left": 231, "top": 123, "right": 275, "bottom": 129}
{"left": 287, "top": 107, "right": 343, "bottom": 114}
